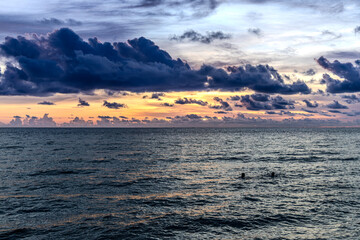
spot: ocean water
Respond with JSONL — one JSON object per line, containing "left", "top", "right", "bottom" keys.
{"left": 0, "top": 128, "right": 359, "bottom": 240}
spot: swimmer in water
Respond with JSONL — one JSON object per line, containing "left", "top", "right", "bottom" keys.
{"left": 271, "top": 172, "right": 275, "bottom": 178}
{"left": 241, "top": 173, "right": 245, "bottom": 179}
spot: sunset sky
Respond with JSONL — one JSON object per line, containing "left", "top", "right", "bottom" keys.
{"left": 0, "top": 0, "right": 360, "bottom": 127}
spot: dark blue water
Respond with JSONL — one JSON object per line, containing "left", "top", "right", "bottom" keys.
{"left": 0, "top": 128, "right": 359, "bottom": 239}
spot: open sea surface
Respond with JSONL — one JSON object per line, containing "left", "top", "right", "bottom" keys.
{"left": 0, "top": 128, "right": 359, "bottom": 239}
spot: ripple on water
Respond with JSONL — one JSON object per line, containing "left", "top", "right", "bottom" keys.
{"left": 0, "top": 128, "right": 359, "bottom": 239}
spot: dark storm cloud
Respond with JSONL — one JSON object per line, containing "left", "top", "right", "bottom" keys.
{"left": 250, "top": 93, "right": 270, "bottom": 102}
{"left": 228, "top": 95, "right": 241, "bottom": 101}
{"left": 223, "top": 65, "right": 311, "bottom": 94}
{"left": 317, "top": 56, "right": 360, "bottom": 93}
{"left": 240, "top": 95, "right": 272, "bottom": 110}
{"left": 78, "top": 98, "right": 90, "bottom": 107}
{"left": 271, "top": 96, "right": 295, "bottom": 109}
{"left": 240, "top": 95, "right": 294, "bottom": 111}
{"left": 341, "top": 94, "right": 360, "bottom": 104}
{"left": 38, "top": 101, "right": 55, "bottom": 105}
{"left": 170, "top": 30, "right": 231, "bottom": 44}
{"left": 326, "top": 100, "right": 348, "bottom": 109}
{"left": 0, "top": 28, "right": 310, "bottom": 96}
{"left": 209, "top": 97, "right": 232, "bottom": 111}
{"left": 175, "top": 98, "right": 208, "bottom": 106}
{"left": 303, "top": 99, "right": 318, "bottom": 108}
{"left": 103, "top": 100, "right": 127, "bottom": 109}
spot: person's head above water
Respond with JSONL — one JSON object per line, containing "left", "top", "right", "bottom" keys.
{"left": 241, "top": 173, "right": 245, "bottom": 178}
{"left": 271, "top": 172, "right": 275, "bottom": 177}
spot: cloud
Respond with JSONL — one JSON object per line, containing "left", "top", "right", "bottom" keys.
{"left": 0, "top": 14, "right": 83, "bottom": 37}
{"left": 103, "top": 100, "right": 127, "bottom": 109}
{"left": 268, "top": 110, "right": 314, "bottom": 117}
{"left": 317, "top": 56, "right": 360, "bottom": 93}
{"left": 184, "top": 114, "right": 202, "bottom": 119}
{"left": 248, "top": 28, "right": 262, "bottom": 37}
{"left": 78, "top": 98, "right": 90, "bottom": 107}
{"left": 9, "top": 114, "right": 57, "bottom": 127}
{"left": 161, "top": 102, "right": 174, "bottom": 107}
{"left": 62, "top": 117, "right": 93, "bottom": 127}
{"left": 250, "top": 93, "right": 270, "bottom": 102}
{"left": 228, "top": 95, "right": 241, "bottom": 101}
{"left": 209, "top": 97, "right": 232, "bottom": 111}
{"left": 170, "top": 30, "right": 231, "bottom": 44}
{"left": 303, "top": 99, "right": 318, "bottom": 108}
{"left": 326, "top": 100, "right": 348, "bottom": 109}
{"left": 33, "top": 114, "right": 57, "bottom": 126}
{"left": 325, "top": 51, "right": 360, "bottom": 59}
{"left": 143, "top": 92, "right": 165, "bottom": 99}
{"left": 240, "top": 0, "right": 345, "bottom": 13}
{"left": 132, "top": 0, "right": 164, "bottom": 8}
{"left": 300, "top": 108, "right": 333, "bottom": 117}
{"left": 175, "top": 97, "right": 208, "bottom": 106}
{"left": 6, "top": 110, "right": 359, "bottom": 128}
{"left": 240, "top": 95, "right": 272, "bottom": 110}
{"left": 343, "top": 111, "right": 360, "bottom": 117}
{"left": 341, "top": 94, "right": 360, "bottom": 104}
{"left": 328, "top": 110, "right": 342, "bottom": 113}
{"left": 9, "top": 116, "right": 22, "bottom": 126}
{"left": 221, "top": 65, "right": 311, "bottom": 94}
{"left": 105, "top": 90, "right": 130, "bottom": 96}
{"left": 38, "top": 18, "right": 82, "bottom": 26}
{"left": 301, "top": 108, "right": 318, "bottom": 114}
{"left": 151, "top": 92, "right": 165, "bottom": 99}
{"left": 271, "top": 96, "right": 295, "bottom": 109}
{"left": 234, "top": 103, "right": 243, "bottom": 108}
{"left": 240, "top": 95, "right": 295, "bottom": 111}
{"left": 38, "top": 101, "right": 55, "bottom": 105}
{"left": 303, "top": 68, "right": 316, "bottom": 76}
{"left": 130, "top": 0, "right": 221, "bottom": 17}
{"left": 0, "top": 28, "right": 310, "bottom": 96}
{"left": 355, "top": 26, "right": 360, "bottom": 34}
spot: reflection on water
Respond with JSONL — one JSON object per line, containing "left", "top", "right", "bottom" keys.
{"left": 0, "top": 128, "right": 360, "bottom": 239}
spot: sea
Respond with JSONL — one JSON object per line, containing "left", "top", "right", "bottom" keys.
{"left": 0, "top": 128, "right": 359, "bottom": 240}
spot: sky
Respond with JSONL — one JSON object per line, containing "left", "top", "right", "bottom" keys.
{"left": 0, "top": 0, "right": 360, "bottom": 127}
